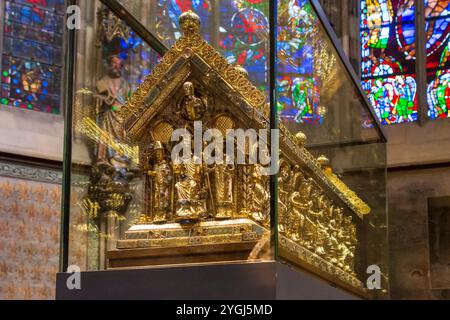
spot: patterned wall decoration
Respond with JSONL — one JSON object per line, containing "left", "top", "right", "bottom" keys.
{"left": 0, "top": 161, "right": 61, "bottom": 300}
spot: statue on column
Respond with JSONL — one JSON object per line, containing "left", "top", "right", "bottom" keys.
{"left": 212, "top": 154, "right": 235, "bottom": 219}
{"left": 85, "top": 54, "right": 137, "bottom": 223}
{"left": 80, "top": 8, "right": 140, "bottom": 259}
{"left": 147, "top": 141, "right": 174, "bottom": 224}
{"left": 94, "top": 54, "right": 131, "bottom": 164}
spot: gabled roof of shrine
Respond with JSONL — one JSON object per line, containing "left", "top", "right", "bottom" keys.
{"left": 119, "top": 11, "right": 269, "bottom": 141}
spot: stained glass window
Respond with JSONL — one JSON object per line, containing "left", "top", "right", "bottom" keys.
{"left": 1, "top": 0, "right": 66, "bottom": 114}
{"left": 361, "top": 0, "right": 418, "bottom": 125}
{"left": 425, "top": 0, "right": 450, "bottom": 119}
{"left": 218, "top": 0, "right": 269, "bottom": 92}
{"left": 277, "top": 0, "right": 324, "bottom": 124}
{"left": 145, "top": 0, "right": 269, "bottom": 93}
{"left": 151, "top": 0, "right": 214, "bottom": 47}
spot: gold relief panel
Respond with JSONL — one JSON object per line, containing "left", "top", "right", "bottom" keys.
{"left": 278, "top": 156, "right": 360, "bottom": 276}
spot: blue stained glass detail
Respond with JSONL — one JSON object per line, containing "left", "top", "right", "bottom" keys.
{"left": 151, "top": 0, "right": 269, "bottom": 93}
{"left": 361, "top": 0, "right": 418, "bottom": 124}
{"left": 1, "top": 0, "right": 66, "bottom": 114}
{"left": 277, "top": 0, "right": 324, "bottom": 125}
{"left": 218, "top": 0, "right": 269, "bottom": 93}
{"left": 425, "top": 1, "right": 450, "bottom": 120}
{"left": 153, "top": 0, "right": 213, "bottom": 46}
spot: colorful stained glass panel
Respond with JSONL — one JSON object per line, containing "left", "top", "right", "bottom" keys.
{"left": 277, "top": 0, "right": 325, "bottom": 125}
{"left": 425, "top": 1, "right": 450, "bottom": 119}
{"left": 145, "top": 1, "right": 269, "bottom": 93}
{"left": 361, "top": 0, "right": 418, "bottom": 124}
{"left": 218, "top": 0, "right": 269, "bottom": 92}
{"left": 362, "top": 73, "right": 417, "bottom": 124}
{"left": 3, "top": 37, "right": 63, "bottom": 66}
{"left": 151, "top": 0, "right": 213, "bottom": 47}
{"left": 1, "top": 56, "right": 62, "bottom": 114}
{"left": 5, "top": 1, "right": 65, "bottom": 35}
{"left": 1, "top": 0, "right": 66, "bottom": 114}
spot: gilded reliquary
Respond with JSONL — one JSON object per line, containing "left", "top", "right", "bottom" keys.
{"left": 107, "top": 11, "right": 371, "bottom": 293}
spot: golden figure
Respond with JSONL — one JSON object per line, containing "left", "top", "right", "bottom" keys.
{"left": 288, "top": 168, "right": 309, "bottom": 242}
{"left": 326, "top": 209, "right": 342, "bottom": 265}
{"left": 249, "top": 165, "right": 270, "bottom": 227}
{"left": 278, "top": 160, "right": 292, "bottom": 234}
{"left": 174, "top": 155, "right": 207, "bottom": 221}
{"left": 306, "top": 206, "right": 326, "bottom": 257}
{"left": 148, "top": 141, "right": 173, "bottom": 223}
{"left": 294, "top": 176, "right": 315, "bottom": 248}
{"left": 178, "top": 82, "right": 207, "bottom": 121}
{"left": 213, "top": 155, "right": 235, "bottom": 219}
{"left": 341, "top": 216, "right": 357, "bottom": 273}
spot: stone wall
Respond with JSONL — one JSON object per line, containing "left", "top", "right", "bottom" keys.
{"left": 385, "top": 119, "right": 450, "bottom": 299}
{"left": 386, "top": 120, "right": 450, "bottom": 167}
{"left": 388, "top": 166, "right": 450, "bottom": 299}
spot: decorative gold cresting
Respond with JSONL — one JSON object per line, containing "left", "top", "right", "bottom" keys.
{"left": 317, "top": 155, "right": 330, "bottom": 168}
{"left": 324, "top": 171, "right": 372, "bottom": 216}
{"left": 295, "top": 131, "right": 307, "bottom": 147}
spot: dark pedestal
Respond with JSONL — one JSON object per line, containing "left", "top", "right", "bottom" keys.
{"left": 276, "top": 263, "right": 360, "bottom": 300}
{"left": 107, "top": 242, "right": 258, "bottom": 268}
{"left": 56, "top": 262, "right": 361, "bottom": 300}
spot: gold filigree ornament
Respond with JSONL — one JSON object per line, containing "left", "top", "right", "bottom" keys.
{"left": 214, "top": 114, "right": 236, "bottom": 136}
{"left": 152, "top": 121, "right": 175, "bottom": 144}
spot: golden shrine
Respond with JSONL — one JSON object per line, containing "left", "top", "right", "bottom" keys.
{"left": 107, "top": 11, "right": 370, "bottom": 292}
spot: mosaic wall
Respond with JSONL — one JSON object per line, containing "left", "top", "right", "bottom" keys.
{"left": 0, "top": 162, "right": 61, "bottom": 300}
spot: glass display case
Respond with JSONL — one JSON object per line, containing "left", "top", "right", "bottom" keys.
{"left": 66, "top": 0, "right": 274, "bottom": 272}
{"left": 275, "top": 0, "right": 388, "bottom": 298}
{"left": 61, "top": 0, "right": 388, "bottom": 299}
